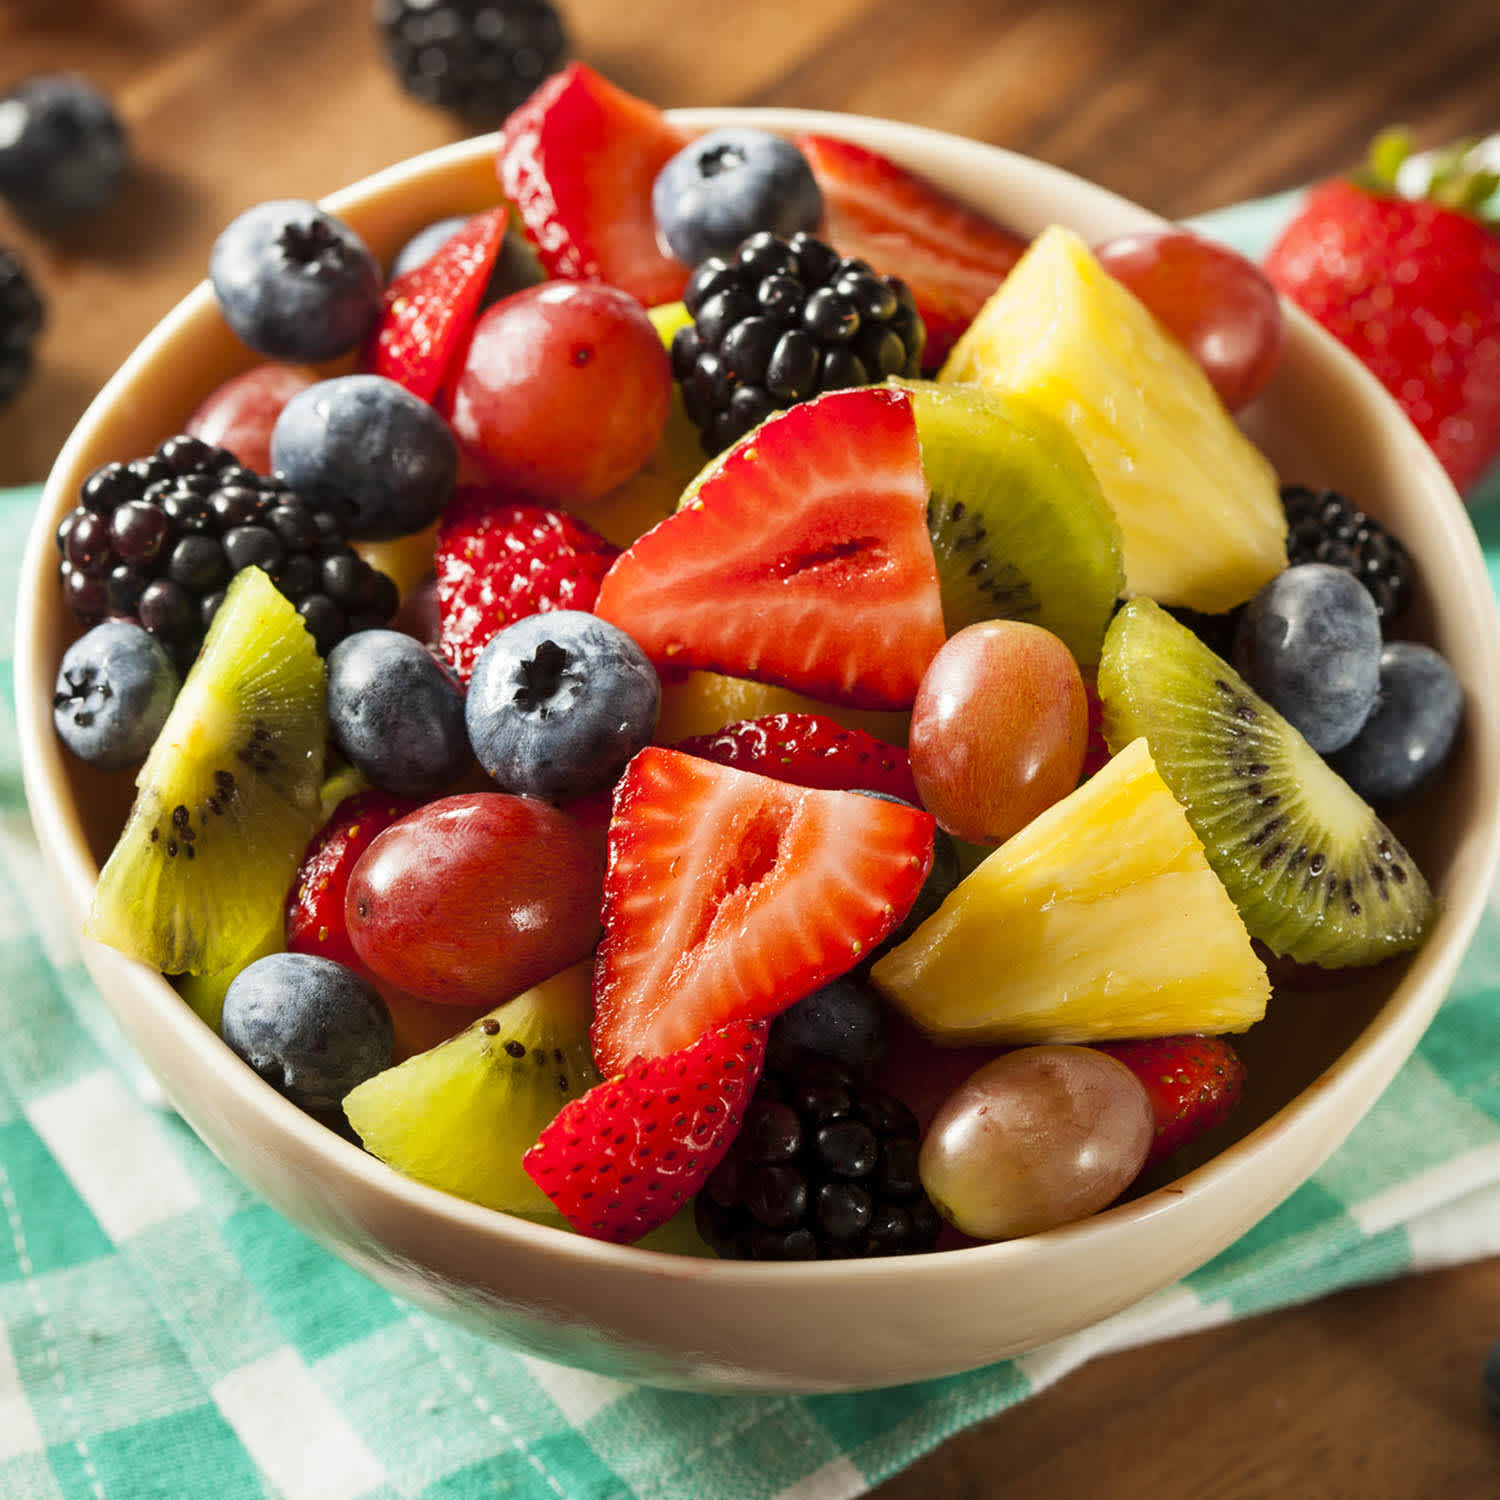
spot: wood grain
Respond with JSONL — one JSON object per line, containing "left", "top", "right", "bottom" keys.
{"left": 4, "top": 3, "right": 1500, "bottom": 1494}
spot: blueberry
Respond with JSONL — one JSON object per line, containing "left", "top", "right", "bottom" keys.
{"left": 326, "top": 630, "right": 469, "bottom": 797}
{"left": 652, "top": 128, "right": 822, "bottom": 268}
{"left": 465, "top": 610, "right": 659, "bottom": 800}
{"left": 1328, "top": 641, "right": 1463, "bottom": 805}
{"left": 221, "top": 952, "right": 393, "bottom": 1113}
{"left": 769, "top": 975, "right": 887, "bottom": 1074}
{"left": 52, "top": 621, "right": 180, "bottom": 770}
{"left": 389, "top": 215, "right": 544, "bottom": 308}
{"left": 210, "top": 200, "right": 382, "bottom": 362}
{"left": 1232, "top": 563, "right": 1382, "bottom": 753}
{"left": 270, "top": 374, "right": 457, "bottom": 540}
{"left": 1485, "top": 1340, "right": 1500, "bottom": 1427}
{"left": 0, "top": 75, "right": 128, "bottom": 225}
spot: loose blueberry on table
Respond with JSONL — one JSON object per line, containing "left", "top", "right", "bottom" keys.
{"left": 53, "top": 63, "right": 1466, "bottom": 1262}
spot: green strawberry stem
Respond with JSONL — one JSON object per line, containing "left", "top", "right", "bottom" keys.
{"left": 1360, "top": 126, "right": 1500, "bottom": 221}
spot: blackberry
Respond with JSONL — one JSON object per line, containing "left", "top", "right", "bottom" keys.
{"left": 672, "top": 230, "right": 925, "bottom": 455}
{"left": 0, "top": 248, "right": 44, "bottom": 408}
{"left": 55, "top": 434, "right": 399, "bottom": 669}
{"left": 1281, "top": 484, "right": 1413, "bottom": 625}
{"left": 695, "top": 1054, "right": 942, "bottom": 1261}
{"left": 373, "top": 0, "right": 567, "bottom": 120}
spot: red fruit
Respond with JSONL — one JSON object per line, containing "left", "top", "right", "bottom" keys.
{"left": 1092, "top": 1035, "right": 1247, "bottom": 1168}
{"left": 1078, "top": 674, "right": 1111, "bottom": 783}
{"left": 496, "top": 63, "right": 690, "bottom": 308}
{"left": 447, "top": 281, "right": 671, "bottom": 502}
{"left": 285, "top": 788, "right": 420, "bottom": 969}
{"left": 433, "top": 488, "right": 621, "bottom": 682}
{"left": 185, "top": 362, "right": 317, "bottom": 473}
{"left": 524, "top": 1019, "right": 767, "bottom": 1244}
{"left": 1264, "top": 140, "right": 1500, "bottom": 494}
{"left": 591, "top": 746, "right": 935, "bottom": 1074}
{"left": 346, "top": 792, "right": 604, "bottom": 1007}
{"left": 593, "top": 385, "right": 946, "bottom": 711}
{"left": 674, "top": 711, "right": 919, "bottom": 802}
{"left": 797, "top": 133, "right": 1028, "bottom": 372}
{"left": 365, "top": 207, "right": 508, "bottom": 403}
{"left": 1094, "top": 229, "right": 1284, "bottom": 411}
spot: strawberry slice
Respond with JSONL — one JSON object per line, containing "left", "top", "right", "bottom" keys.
{"left": 364, "top": 207, "right": 508, "bottom": 403}
{"left": 285, "top": 788, "right": 420, "bottom": 968}
{"left": 593, "top": 385, "right": 945, "bottom": 711}
{"left": 1093, "top": 1035, "right": 1247, "bottom": 1168}
{"left": 524, "top": 1018, "right": 767, "bottom": 1244}
{"left": 798, "top": 134, "right": 1028, "bottom": 372}
{"left": 674, "top": 711, "right": 919, "bottom": 803}
{"left": 496, "top": 63, "right": 690, "bottom": 309}
{"left": 433, "top": 488, "right": 620, "bottom": 682}
{"left": 591, "top": 746, "right": 935, "bottom": 1074}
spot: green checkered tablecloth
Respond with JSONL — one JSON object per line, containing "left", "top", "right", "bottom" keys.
{"left": 6, "top": 195, "right": 1500, "bottom": 1500}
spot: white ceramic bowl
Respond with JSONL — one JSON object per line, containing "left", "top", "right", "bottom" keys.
{"left": 16, "top": 111, "right": 1500, "bottom": 1394}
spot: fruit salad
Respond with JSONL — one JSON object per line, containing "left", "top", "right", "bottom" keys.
{"left": 50, "top": 63, "right": 1465, "bottom": 1262}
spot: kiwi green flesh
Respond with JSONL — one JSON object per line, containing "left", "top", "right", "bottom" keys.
{"left": 342, "top": 968, "right": 601, "bottom": 1224}
{"left": 1098, "top": 598, "right": 1434, "bottom": 967}
{"left": 84, "top": 568, "right": 326, "bottom": 978}
{"left": 901, "top": 380, "right": 1125, "bottom": 667}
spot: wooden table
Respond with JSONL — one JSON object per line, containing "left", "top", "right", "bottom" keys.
{"left": 5, "top": 1, "right": 1500, "bottom": 1493}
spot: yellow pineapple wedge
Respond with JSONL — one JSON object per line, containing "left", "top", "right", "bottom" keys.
{"left": 940, "top": 225, "right": 1286, "bottom": 614}
{"left": 869, "top": 736, "right": 1270, "bottom": 1043}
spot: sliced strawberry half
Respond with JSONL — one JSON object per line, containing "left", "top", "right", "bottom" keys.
{"left": 674, "top": 711, "right": 919, "bottom": 803}
{"left": 496, "top": 63, "right": 690, "bottom": 309}
{"left": 524, "top": 1018, "right": 767, "bottom": 1244}
{"left": 433, "top": 488, "right": 621, "bottom": 682}
{"left": 286, "top": 788, "right": 420, "bottom": 968}
{"left": 593, "top": 385, "right": 945, "bottom": 711}
{"left": 798, "top": 134, "right": 1028, "bottom": 372}
{"left": 591, "top": 746, "right": 935, "bottom": 1074}
{"left": 364, "top": 207, "right": 508, "bottom": 403}
{"left": 1093, "top": 1035, "right": 1247, "bottom": 1168}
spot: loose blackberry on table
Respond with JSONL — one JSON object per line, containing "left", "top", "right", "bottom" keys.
{"left": 696, "top": 1054, "right": 943, "bottom": 1261}
{"left": 1280, "top": 483, "right": 1413, "bottom": 624}
{"left": 55, "top": 434, "right": 399, "bottom": 667}
{"left": 374, "top": 0, "right": 568, "bottom": 120}
{"left": 672, "top": 230, "right": 925, "bottom": 454}
{"left": 0, "top": 248, "right": 43, "bottom": 408}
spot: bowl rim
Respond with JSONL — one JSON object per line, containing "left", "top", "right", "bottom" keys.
{"left": 15, "top": 111, "right": 1500, "bottom": 1304}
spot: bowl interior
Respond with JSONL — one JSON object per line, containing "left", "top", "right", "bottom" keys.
{"left": 14, "top": 112, "right": 1500, "bottom": 1392}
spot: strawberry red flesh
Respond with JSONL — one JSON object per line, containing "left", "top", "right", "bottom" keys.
{"left": 590, "top": 746, "right": 935, "bottom": 1075}
{"left": 674, "top": 710, "right": 920, "bottom": 803}
{"left": 524, "top": 1018, "right": 768, "bottom": 1244}
{"left": 1265, "top": 177, "right": 1500, "bottom": 494}
{"left": 285, "top": 788, "right": 420, "bottom": 969}
{"left": 1094, "top": 1035, "right": 1246, "bottom": 1168}
{"left": 496, "top": 62, "right": 691, "bottom": 309}
{"left": 798, "top": 133, "right": 1028, "bottom": 373}
{"left": 593, "top": 385, "right": 946, "bottom": 711}
{"left": 433, "top": 488, "right": 620, "bottom": 682}
{"left": 364, "top": 207, "right": 508, "bottom": 404}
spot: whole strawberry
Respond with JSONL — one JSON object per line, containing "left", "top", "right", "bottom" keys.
{"left": 1093, "top": 1035, "right": 1246, "bottom": 1168}
{"left": 674, "top": 710, "right": 920, "bottom": 803}
{"left": 1264, "top": 132, "right": 1500, "bottom": 495}
{"left": 434, "top": 489, "right": 620, "bottom": 682}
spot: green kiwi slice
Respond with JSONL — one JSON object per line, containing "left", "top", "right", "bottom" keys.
{"left": 84, "top": 567, "right": 327, "bottom": 977}
{"left": 1097, "top": 597, "right": 1435, "bottom": 966}
{"left": 901, "top": 379, "right": 1125, "bottom": 666}
{"left": 343, "top": 963, "right": 600, "bottom": 1223}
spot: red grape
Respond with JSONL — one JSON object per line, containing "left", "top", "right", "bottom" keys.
{"left": 447, "top": 282, "right": 671, "bottom": 503}
{"left": 908, "top": 620, "right": 1087, "bottom": 845}
{"left": 1095, "top": 229, "right": 1284, "bottom": 411}
{"left": 919, "top": 1046, "right": 1154, "bottom": 1239}
{"left": 185, "top": 362, "right": 317, "bottom": 472}
{"left": 346, "top": 793, "right": 604, "bottom": 1007}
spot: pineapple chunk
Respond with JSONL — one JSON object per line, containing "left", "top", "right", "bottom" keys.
{"left": 940, "top": 225, "right": 1286, "bottom": 614}
{"left": 869, "top": 737, "right": 1270, "bottom": 1043}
